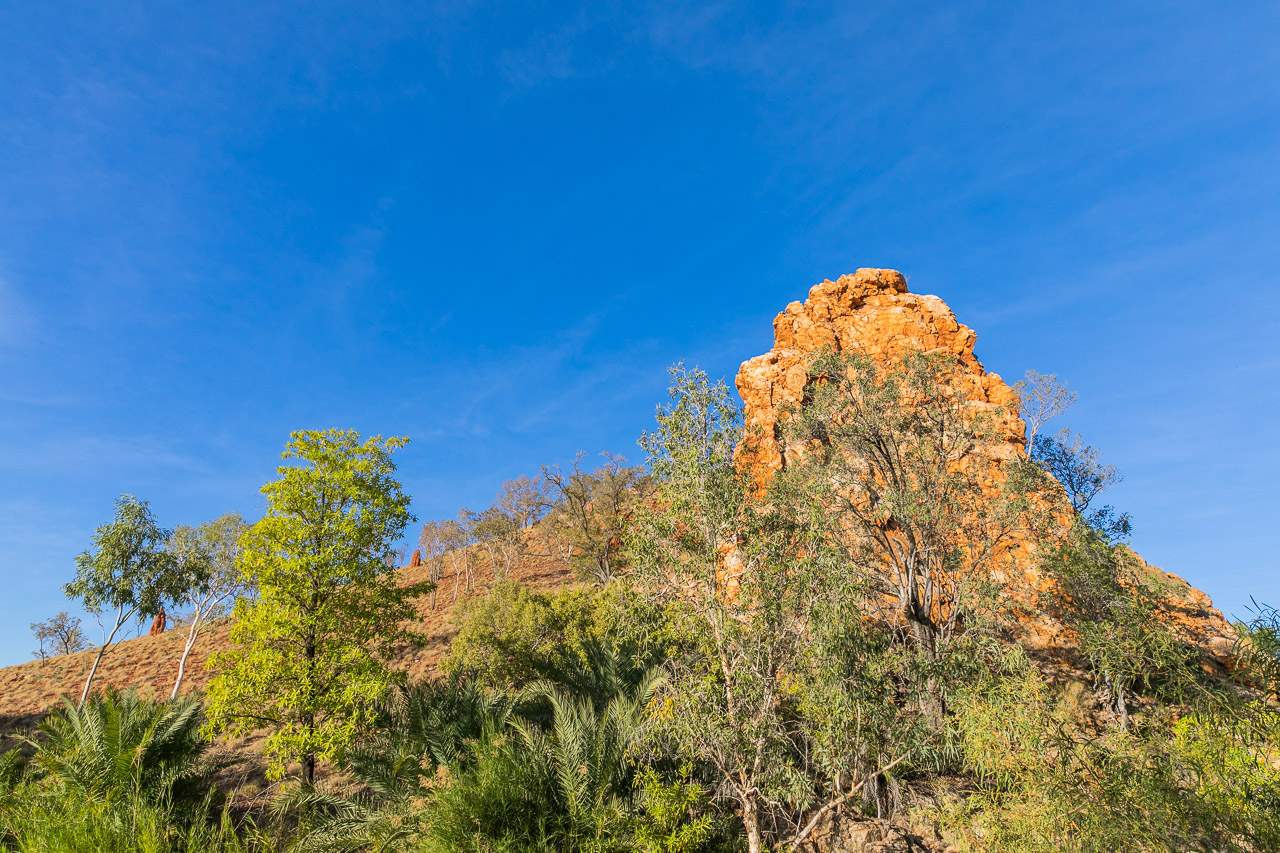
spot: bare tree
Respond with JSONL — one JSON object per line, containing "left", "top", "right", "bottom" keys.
{"left": 1014, "top": 369, "right": 1077, "bottom": 446}
{"left": 543, "top": 452, "right": 650, "bottom": 584}
{"left": 31, "top": 611, "right": 89, "bottom": 662}
{"left": 168, "top": 512, "right": 251, "bottom": 698}
{"left": 496, "top": 474, "right": 551, "bottom": 529}
{"left": 417, "top": 519, "right": 450, "bottom": 609}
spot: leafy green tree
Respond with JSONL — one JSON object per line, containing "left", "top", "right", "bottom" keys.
{"left": 167, "top": 512, "right": 251, "bottom": 699}
{"left": 786, "top": 351, "right": 1046, "bottom": 667}
{"left": 1042, "top": 522, "right": 1189, "bottom": 729}
{"left": 205, "top": 430, "right": 428, "bottom": 784}
{"left": 64, "top": 495, "right": 188, "bottom": 707}
{"left": 443, "top": 578, "right": 619, "bottom": 693}
{"left": 1032, "top": 429, "right": 1131, "bottom": 540}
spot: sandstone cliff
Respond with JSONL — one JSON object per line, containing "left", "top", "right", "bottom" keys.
{"left": 735, "top": 268, "right": 1233, "bottom": 660}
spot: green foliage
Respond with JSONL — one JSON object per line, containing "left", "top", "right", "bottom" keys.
{"left": 64, "top": 495, "right": 182, "bottom": 619}
{"left": 1233, "top": 598, "right": 1280, "bottom": 700}
{"left": 1043, "top": 522, "right": 1194, "bottom": 727}
{"left": 443, "top": 578, "right": 615, "bottom": 692}
{"left": 787, "top": 350, "right": 1049, "bottom": 660}
{"left": 64, "top": 495, "right": 190, "bottom": 705}
{"left": 34, "top": 689, "right": 211, "bottom": 810}
{"left": 264, "top": 679, "right": 508, "bottom": 853}
{"left": 419, "top": 725, "right": 562, "bottom": 853}
{"left": 1030, "top": 429, "right": 1130, "bottom": 540}
{"left": 168, "top": 512, "right": 252, "bottom": 698}
{"left": 169, "top": 512, "right": 251, "bottom": 617}
{"left": 421, "top": 665, "right": 658, "bottom": 853}
{"left": 631, "top": 364, "right": 925, "bottom": 850}
{"left": 633, "top": 765, "right": 716, "bottom": 853}
{"left": 0, "top": 791, "right": 254, "bottom": 853}
{"left": 205, "top": 429, "right": 428, "bottom": 783}
{"left": 945, "top": 649, "right": 1280, "bottom": 853}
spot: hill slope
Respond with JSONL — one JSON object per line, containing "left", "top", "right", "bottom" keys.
{"left": 0, "top": 546, "right": 577, "bottom": 730}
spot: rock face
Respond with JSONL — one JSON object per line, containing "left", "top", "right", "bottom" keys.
{"left": 735, "top": 269, "right": 1233, "bottom": 657}
{"left": 737, "top": 268, "right": 1025, "bottom": 477}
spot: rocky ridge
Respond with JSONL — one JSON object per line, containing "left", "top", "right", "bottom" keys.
{"left": 734, "top": 268, "right": 1233, "bottom": 658}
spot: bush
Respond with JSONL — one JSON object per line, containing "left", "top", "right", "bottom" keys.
{"left": 35, "top": 689, "right": 212, "bottom": 811}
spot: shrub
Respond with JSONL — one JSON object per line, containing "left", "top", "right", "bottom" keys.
{"left": 35, "top": 689, "right": 211, "bottom": 811}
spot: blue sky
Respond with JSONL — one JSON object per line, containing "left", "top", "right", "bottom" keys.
{"left": 1, "top": 2, "right": 1277, "bottom": 666}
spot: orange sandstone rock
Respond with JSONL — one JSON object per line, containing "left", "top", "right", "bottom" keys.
{"left": 736, "top": 269, "right": 1234, "bottom": 659}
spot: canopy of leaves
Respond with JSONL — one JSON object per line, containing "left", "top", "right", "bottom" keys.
{"left": 205, "top": 429, "right": 428, "bottom": 782}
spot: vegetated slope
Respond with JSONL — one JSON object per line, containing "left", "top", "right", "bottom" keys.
{"left": 736, "top": 268, "right": 1237, "bottom": 667}
{"left": 0, "top": 540, "right": 577, "bottom": 730}
{"left": 2, "top": 270, "right": 1239, "bottom": 723}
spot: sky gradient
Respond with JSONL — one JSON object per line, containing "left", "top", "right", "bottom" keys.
{"left": 1, "top": 2, "right": 1277, "bottom": 666}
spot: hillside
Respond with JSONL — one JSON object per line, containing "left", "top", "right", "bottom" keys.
{"left": 0, "top": 544, "right": 577, "bottom": 731}
{"left": 3, "top": 270, "right": 1239, "bottom": 724}
{"left": 1, "top": 270, "right": 1263, "bottom": 853}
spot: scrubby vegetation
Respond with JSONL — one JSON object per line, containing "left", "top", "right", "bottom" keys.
{"left": 4, "top": 360, "right": 1278, "bottom": 852}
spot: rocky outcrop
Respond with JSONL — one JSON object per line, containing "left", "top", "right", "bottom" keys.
{"left": 737, "top": 269, "right": 1024, "bottom": 476}
{"left": 735, "top": 269, "right": 1233, "bottom": 657}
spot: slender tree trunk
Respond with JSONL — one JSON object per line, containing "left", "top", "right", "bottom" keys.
{"left": 304, "top": 627, "right": 317, "bottom": 787}
{"left": 171, "top": 616, "right": 203, "bottom": 700}
{"left": 743, "top": 797, "right": 763, "bottom": 853}
{"left": 79, "top": 604, "right": 127, "bottom": 708}
{"left": 1111, "top": 675, "right": 1130, "bottom": 730}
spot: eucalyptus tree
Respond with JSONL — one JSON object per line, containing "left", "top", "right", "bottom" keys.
{"left": 64, "top": 495, "right": 187, "bottom": 707}
{"left": 166, "top": 512, "right": 251, "bottom": 699}
{"left": 786, "top": 351, "right": 1047, "bottom": 665}
{"left": 629, "top": 365, "right": 916, "bottom": 853}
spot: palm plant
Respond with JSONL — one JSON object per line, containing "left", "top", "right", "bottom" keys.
{"left": 283, "top": 678, "right": 509, "bottom": 853}
{"left": 424, "top": 662, "right": 662, "bottom": 853}
{"left": 511, "top": 669, "right": 661, "bottom": 849}
{"left": 34, "top": 688, "right": 210, "bottom": 809}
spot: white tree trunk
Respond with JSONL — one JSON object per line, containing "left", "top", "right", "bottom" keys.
{"left": 171, "top": 617, "right": 203, "bottom": 700}
{"left": 79, "top": 603, "right": 128, "bottom": 708}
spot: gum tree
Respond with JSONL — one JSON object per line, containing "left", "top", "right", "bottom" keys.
{"left": 64, "top": 495, "right": 187, "bottom": 707}
{"left": 167, "top": 512, "right": 251, "bottom": 699}
{"left": 630, "top": 366, "right": 914, "bottom": 853}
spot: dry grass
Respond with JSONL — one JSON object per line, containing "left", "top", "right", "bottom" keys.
{"left": 0, "top": 545, "right": 577, "bottom": 730}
